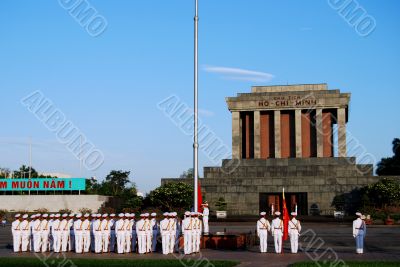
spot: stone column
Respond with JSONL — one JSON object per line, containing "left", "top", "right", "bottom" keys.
{"left": 274, "top": 110, "right": 281, "bottom": 158}
{"left": 295, "top": 109, "right": 302, "bottom": 158}
{"left": 316, "top": 109, "right": 324, "bottom": 157}
{"left": 254, "top": 111, "right": 261, "bottom": 159}
{"left": 337, "top": 108, "right": 347, "bottom": 157}
{"left": 232, "top": 111, "right": 241, "bottom": 159}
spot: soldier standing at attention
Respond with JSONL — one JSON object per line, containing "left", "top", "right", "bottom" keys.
{"left": 353, "top": 212, "right": 366, "bottom": 254}
{"left": 124, "top": 213, "right": 132, "bottom": 253}
{"left": 182, "top": 211, "right": 192, "bottom": 255}
{"left": 82, "top": 214, "right": 91, "bottom": 253}
{"left": 90, "top": 214, "right": 96, "bottom": 252}
{"left": 115, "top": 213, "right": 125, "bottom": 254}
{"left": 174, "top": 214, "right": 182, "bottom": 253}
{"left": 52, "top": 214, "right": 61, "bottom": 252}
{"left": 20, "top": 214, "right": 30, "bottom": 252}
{"left": 68, "top": 214, "right": 75, "bottom": 252}
{"left": 150, "top": 213, "right": 158, "bottom": 252}
{"left": 289, "top": 212, "right": 301, "bottom": 253}
{"left": 48, "top": 214, "right": 54, "bottom": 251}
{"left": 74, "top": 214, "right": 84, "bottom": 253}
{"left": 271, "top": 211, "right": 283, "bottom": 254}
{"left": 60, "top": 214, "right": 70, "bottom": 252}
{"left": 41, "top": 214, "right": 50, "bottom": 252}
{"left": 101, "top": 214, "right": 111, "bottom": 253}
{"left": 12, "top": 214, "right": 22, "bottom": 252}
{"left": 168, "top": 213, "right": 177, "bottom": 254}
{"left": 202, "top": 202, "right": 210, "bottom": 235}
{"left": 29, "top": 214, "right": 36, "bottom": 252}
{"left": 257, "top": 212, "right": 270, "bottom": 253}
{"left": 136, "top": 214, "right": 147, "bottom": 254}
{"left": 160, "top": 213, "right": 170, "bottom": 255}
{"left": 32, "top": 214, "right": 42, "bottom": 253}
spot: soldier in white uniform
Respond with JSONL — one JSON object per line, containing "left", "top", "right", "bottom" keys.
{"left": 271, "top": 211, "right": 283, "bottom": 254}
{"left": 160, "top": 213, "right": 170, "bottom": 254}
{"left": 48, "top": 214, "right": 54, "bottom": 251}
{"left": 257, "top": 212, "right": 270, "bottom": 253}
{"left": 115, "top": 213, "right": 125, "bottom": 254}
{"left": 192, "top": 212, "right": 202, "bottom": 253}
{"left": 12, "top": 214, "right": 22, "bottom": 252}
{"left": 52, "top": 214, "right": 61, "bottom": 252}
{"left": 41, "top": 214, "right": 50, "bottom": 252}
{"left": 93, "top": 213, "right": 103, "bottom": 253}
{"left": 136, "top": 214, "right": 147, "bottom": 254}
{"left": 60, "top": 214, "right": 70, "bottom": 252}
{"left": 289, "top": 212, "right": 301, "bottom": 253}
{"left": 20, "top": 214, "right": 30, "bottom": 252}
{"left": 101, "top": 214, "right": 111, "bottom": 252}
{"left": 202, "top": 202, "right": 210, "bottom": 235}
{"left": 82, "top": 214, "right": 91, "bottom": 253}
{"left": 142, "top": 213, "right": 151, "bottom": 253}
{"left": 124, "top": 213, "right": 132, "bottom": 253}
{"left": 150, "top": 213, "right": 158, "bottom": 252}
{"left": 29, "top": 214, "right": 36, "bottom": 252}
{"left": 182, "top": 211, "right": 192, "bottom": 255}
{"left": 73, "top": 214, "right": 84, "bottom": 253}
{"left": 353, "top": 212, "right": 366, "bottom": 254}
{"left": 90, "top": 214, "right": 96, "bottom": 252}
{"left": 32, "top": 214, "right": 42, "bottom": 252}
{"left": 168, "top": 213, "right": 177, "bottom": 254}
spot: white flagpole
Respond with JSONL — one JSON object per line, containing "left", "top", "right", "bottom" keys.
{"left": 193, "top": 0, "right": 199, "bottom": 213}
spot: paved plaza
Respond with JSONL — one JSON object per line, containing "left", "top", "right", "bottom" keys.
{"left": 1, "top": 222, "right": 400, "bottom": 266}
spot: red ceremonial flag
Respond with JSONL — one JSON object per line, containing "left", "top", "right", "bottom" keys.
{"left": 197, "top": 179, "right": 203, "bottom": 212}
{"left": 282, "top": 188, "right": 290, "bottom": 241}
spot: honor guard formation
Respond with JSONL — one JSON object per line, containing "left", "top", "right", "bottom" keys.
{"left": 11, "top": 209, "right": 208, "bottom": 255}
{"left": 11, "top": 205, "right": 366, "bottom": 255}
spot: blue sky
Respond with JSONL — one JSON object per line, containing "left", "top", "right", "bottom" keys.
{"left": 0, "top": 1, "right": 399, "bottom": 193}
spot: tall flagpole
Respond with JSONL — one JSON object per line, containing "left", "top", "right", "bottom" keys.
{"left": 193, "top": 0, "right": 199, "bottom": 213}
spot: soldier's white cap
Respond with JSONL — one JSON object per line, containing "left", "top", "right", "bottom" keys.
{"left": 22, "top": 214, "right": 28, "bottom": 219}
{"left": 143, "top": 213, "right": 149, "bottom": 217}
{"left": 76, "top": 214, "right": 82, "bottom": 218}
{"left": 260, "top": 212, "right": 266, "bottom": 216}
{"left": 84, "top": 214, "right": 90, "bottom": 218}
{"left": 274, "top": 211, "right": 281, "bottom": 216}
{"left": 96, "top": 214, "right": 101, "bottom": 217}
{"left": 15, "top": 214, "right": 21, "bottom": 218}
{"left": 355, "top": 212, "right": 362, "bottom": 217}
{"left": 361, "top": 215, "right": 366, "bottom": 220}
{"left": 190, "top": 212, "right": 196, "bottom": 216}
{"left": 102, "top": 214, "right": 108, "bottom": 218}
{"left": 30, "top": 215, "right": 36, "bottom": 219}
{"left": 62, "top": 213, "right": 68, "bottom": 217}
{"left": 55, "top": 214, "right": 60, "bottom": 218}
{"left": 42, "top": 214, "right": 48, "bottom": 218}
{"left": 139, "top": 213, "right": 145, "bottom": 217}
{"left": 291, "top": 212, "right": 297, "bottom": 216}
{"left": 91, "top": 213, "right": 96, "bottom": 217}
{"left": 50, "top": 214, "right": 54, "bottom": 218}
{"left": 151, "top": 213, "right": 156, "bottom": 217}
{"left": 118, "top": 213, "right": 124, "bottom": 217}
{"left": 110, "top": 214, "right": 115, "bottom": 217}
{"left": 69, "top": 213, "right": 75, "bottom": 217}
{"left": 123, "top": 213, "right": 129, "bottom": 217}
{"left": 36, "top": 214, "right": 41, "bottom": 217}
{"left": 184, "top": 211, "right": 191, "bottom": 216}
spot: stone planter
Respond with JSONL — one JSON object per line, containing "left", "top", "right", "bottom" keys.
{"left": 385, "top": 218, "right": 394, "bottom": 225}
{"left": 216, "top": 211, "right": 227, "bottom": 219}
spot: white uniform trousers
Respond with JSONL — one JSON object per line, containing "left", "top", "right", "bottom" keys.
{"left": 75, "top": 232, "right": 83, "bottom": 253}
{"left": 82, "top": 232, "right": 91, "bottom": 252}
{"left": 116, "top": 232, "right": 125, "bottom": 254}
{"left": 94, "top": 231, "right": 103, "bottom": 253}
{"left": 137, "top": 233, "right": 146, "bottom": 254}
{"left": 21, "top": 232, "right": 30, "bottom": 252}
{"left": 124, "top": 232, "right": 131, "bottom": 253}
{"left": 161, "top": 234, "right": 170, "bottom": 254}
{"left": 102, "top": 232, "right": 110, "bottom": 252}
{"left": 52, "top": 231, "right": 61, "bottom": 252}
{"left": 41, "top": 232, "right": 49, "bottom": 252}
{"left": 33, "top": 233, "right": 42, "bottom": 252}
{"left": 273, "top": 231, "right": 283, "bottom": 253}
{"left": 146, "top": 232, "right": 152, "bottom": 253}
{"left": 290, "top": 231, "right": 299, "bottom": 253}
{"left": 203, "top": 216, "right": 209, "bottom": 234}
{"left": 258, "top": 230, "right": 268, "bottom": 253}
{"left": 61, "top": 231, "right": 69, "bottom": 252}
{"left": 13, "top": 232, "right": 22, "bottom": 252}
{"left": 169, "top": 233, "right": 175, "bottom": 254}
{"left": 184, "top": 231, "right": 192, "bottom": 255}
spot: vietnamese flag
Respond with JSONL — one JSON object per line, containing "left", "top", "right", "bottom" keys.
{"left": 282, "top": 188, "right": 290, "bottom": 241}
{"left": 197, "top": 179, "right": 203, "bottom": 212}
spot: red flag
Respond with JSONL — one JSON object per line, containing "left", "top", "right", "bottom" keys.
{"left": 197, "top": 179, "right": 203, "bottom": 212}
{"left": 282, "top": 188, "right": 290, "bottom": 241}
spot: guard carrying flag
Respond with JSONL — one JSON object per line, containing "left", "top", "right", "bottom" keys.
{"left": 282, "top": 187, "right": 290, "bottom": 253}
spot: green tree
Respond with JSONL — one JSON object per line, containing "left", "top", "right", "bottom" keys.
{"left": 376, "top": 138, "right": 400, "bottom": 175}
{"left": 104, "top": 170, "right": 131, "bottom": 196}
{"left": 147, "top": 182, "right": 194, "bottom": 211}
{"left": 362, "top": 178, "right": 400, "bottom": 208}
{"left": 13, "top": 165, "right": 39, "bottom": 178}
{"left": 179, "top": 168, "right": 194, "bottom": 179}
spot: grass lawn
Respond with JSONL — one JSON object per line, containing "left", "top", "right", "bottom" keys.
{"left": 291, "top": 261, "right": 400, "bottom": 267}
{"left": 0, "top": 258, "right": 239, "bottom": 267}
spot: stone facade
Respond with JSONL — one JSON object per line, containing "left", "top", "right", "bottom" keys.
{"left": 161, "top": 84, "right": 391, "bottom": 216}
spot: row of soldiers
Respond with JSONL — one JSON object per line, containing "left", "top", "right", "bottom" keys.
{"left": 256, "top": 211, "right": 302, "bottom": 254}
{"left": 11, "top": 210, "right": 207, "bottom": 255}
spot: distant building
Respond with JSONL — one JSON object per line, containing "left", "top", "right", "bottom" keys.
{"left": 162, "top": 84, "right": 388, "bottom": 216}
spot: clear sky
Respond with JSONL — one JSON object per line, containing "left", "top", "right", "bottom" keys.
{"left": 0, "top": 0, "right": 399, "bottom": 193}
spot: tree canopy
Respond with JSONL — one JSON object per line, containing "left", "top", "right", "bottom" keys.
{"left": 376, "top": 138, "right": 400, "bottom": 175}
{"left": 147, "top": 182, "right": 194, "bottom": 211}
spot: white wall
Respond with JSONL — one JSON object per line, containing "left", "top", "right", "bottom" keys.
{"left": 0, "top": 195, "right": 110, "bottom": 213}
